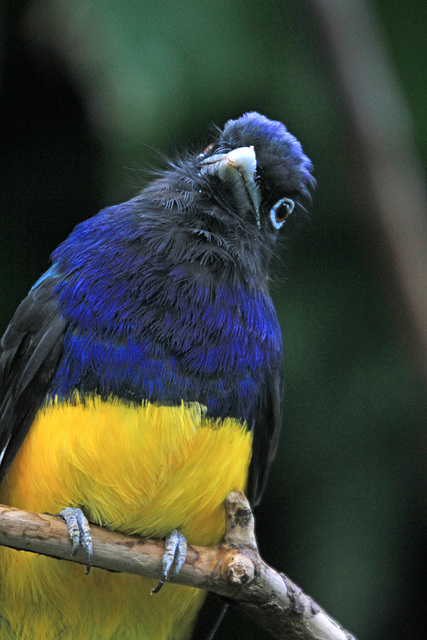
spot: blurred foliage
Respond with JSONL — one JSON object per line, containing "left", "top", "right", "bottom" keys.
{"left": 0, "top": 1, "right": 426, "bottom": 639}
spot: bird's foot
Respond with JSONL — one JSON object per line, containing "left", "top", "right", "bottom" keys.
{"left": 59, "top": 506, "right": 93, "bottom": 574}
{"left": 151, "top": 529, "right": 187, "bottom": 594}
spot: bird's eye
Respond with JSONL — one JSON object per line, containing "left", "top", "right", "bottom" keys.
{"left": 269, "top": 198, "right": 295, "bottom": 229}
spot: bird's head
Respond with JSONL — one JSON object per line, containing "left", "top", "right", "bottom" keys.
{"left": 195, "top": 112, "right": 315, "bottom": 238}
{"left": 137, "top": 112, "right": 315, "bottom": 282}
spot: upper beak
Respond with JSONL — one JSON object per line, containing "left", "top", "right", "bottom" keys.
{"left": 200, "top": 146, "right": 260, "bottom": 227}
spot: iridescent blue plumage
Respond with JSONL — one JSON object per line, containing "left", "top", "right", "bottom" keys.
{"left": 219, "top": 112, "right": 314, "bottom": 201}
{"left": 46, "top": 200, "right": 282, "bottom": 424}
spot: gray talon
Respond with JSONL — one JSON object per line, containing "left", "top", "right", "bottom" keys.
{"left": 59, "top": 507, "right": 93, "bottom": 574}
{"left": 152, "top": 529, "right": 187, "bottom": 594}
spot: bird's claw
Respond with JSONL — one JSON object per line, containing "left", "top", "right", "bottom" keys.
{"left": 59, "top": 507, "right": 93, "bottom": 574}
{"left": 152, "top": 529, "right": 187, "bottom": 594}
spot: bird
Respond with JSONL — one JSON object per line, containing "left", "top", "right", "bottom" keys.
{"left": 0, "top": 112, "right": 314, "bottom": 640}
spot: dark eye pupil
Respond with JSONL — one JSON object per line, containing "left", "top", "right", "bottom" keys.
{"left": 275, "top": 203, "right": 290, "bottom": 223}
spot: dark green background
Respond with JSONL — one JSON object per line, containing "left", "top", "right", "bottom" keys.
{"left": 1, "top": 2, "right": 426, "bottom": 639}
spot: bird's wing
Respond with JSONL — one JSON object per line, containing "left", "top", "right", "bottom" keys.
{"left": 0, "top": 274, "right": 67, "bottom": 483}
{"left": 248, "top": 367, "right": 283, "bottom": 507}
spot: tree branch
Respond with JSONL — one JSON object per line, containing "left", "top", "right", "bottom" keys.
{"left": 0, "top": 492, "right": 356, "bottom": 640}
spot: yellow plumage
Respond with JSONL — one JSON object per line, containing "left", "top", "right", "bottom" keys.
{"left": 0, "top": 396, "right": 252, "bottom": 640}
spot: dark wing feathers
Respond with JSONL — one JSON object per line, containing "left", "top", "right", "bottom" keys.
{"left": 248, "top": 368, "right": 283, "bottom": 507}
{"left": 0, "top": 276, "right": 67, "bottom": 482}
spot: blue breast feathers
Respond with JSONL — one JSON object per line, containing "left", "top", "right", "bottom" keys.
{"left": 45, "top": 199, "right": 283, "bottom": 424}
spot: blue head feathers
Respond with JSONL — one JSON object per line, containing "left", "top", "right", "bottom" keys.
{"left": 218, "top": 112, "right": 315, "bottom": 202}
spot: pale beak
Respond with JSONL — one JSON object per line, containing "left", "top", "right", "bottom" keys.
{"left": 200, "top": 146, "right": 261, "bottom": 227}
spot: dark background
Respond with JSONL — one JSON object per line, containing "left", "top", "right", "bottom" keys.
{"left": 1, "top": 1, "right": 426, "bottom": 639}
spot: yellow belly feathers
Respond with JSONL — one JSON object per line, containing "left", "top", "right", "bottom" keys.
{"left": 0, "top": 396, "right": 252, "bottom": 640}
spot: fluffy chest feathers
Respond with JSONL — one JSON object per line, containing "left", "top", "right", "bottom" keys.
{"left": 47, "top": 197, "right": 283, "bottom": 422}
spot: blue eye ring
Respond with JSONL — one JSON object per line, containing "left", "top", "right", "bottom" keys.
{"left": 270, "top": 198, "right": 295, "bottom": 229}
